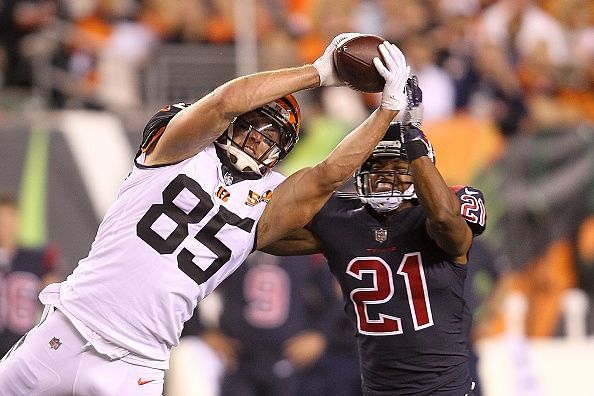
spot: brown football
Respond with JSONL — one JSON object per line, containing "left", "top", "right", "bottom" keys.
{"left": 333, "top": 34, "right": 386, "bottom": 92}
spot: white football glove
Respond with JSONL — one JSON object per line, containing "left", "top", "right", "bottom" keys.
{"left": 372, "top": 42, "right": 410, "bottom": 111}
{"left": 313, "top": 32, "right": 361, "bottom": 87}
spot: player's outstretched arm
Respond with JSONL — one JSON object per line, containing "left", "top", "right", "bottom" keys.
{"left": 144, "top": 33, "right": 361, "bottom": 166}
{"left": 404, "top": 127, "right": 472, "bottom": 262}
{"left": 260, "top": 228, "right": 323, "bottom": 256}
{"left": 144, "top": 65, "right": 319, "bottom": 165}
{"left": 256, "top": 42, "right": 409, "bottom": 250}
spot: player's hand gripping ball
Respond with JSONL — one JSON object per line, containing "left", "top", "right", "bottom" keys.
{"left": 333, "top": 34, "right": 386, "bottom": 92}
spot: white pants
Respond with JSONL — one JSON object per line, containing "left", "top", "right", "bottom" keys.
{"left": 0, "top": 308, "right": 164, "bottom": 396}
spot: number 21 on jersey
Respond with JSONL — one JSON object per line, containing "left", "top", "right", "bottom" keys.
{"left": 347, "top": 253, "right": 434, "bottom": 336}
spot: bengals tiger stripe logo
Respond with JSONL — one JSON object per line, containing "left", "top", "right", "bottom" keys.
{"left": 216, "top": 186, "right": 230, "bottom": 202}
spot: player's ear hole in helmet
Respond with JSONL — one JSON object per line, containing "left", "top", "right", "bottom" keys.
{"left": 355, "top": 122, "right": 434, "bottom": 213}
{"left": 216, "top": 94, "right": 301, "bottom": 176}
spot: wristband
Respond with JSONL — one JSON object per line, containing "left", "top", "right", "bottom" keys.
{"left": 403, "top": 140, "right": 429, "bottom": 162}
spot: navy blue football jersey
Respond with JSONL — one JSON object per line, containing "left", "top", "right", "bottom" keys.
{"left": 309, "top": 186, "right": 486, "bottom": 396}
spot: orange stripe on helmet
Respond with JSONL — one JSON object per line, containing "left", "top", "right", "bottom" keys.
{"left": 277, "top": 94, "right": 301, "bottom": 133}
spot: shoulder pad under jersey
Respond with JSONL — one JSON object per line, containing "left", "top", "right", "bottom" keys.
{"left": 451, "top": 185, "right": 487, "bottom": 236}
{"left": 140, "top": 103, "right": 191, "bottom": 152}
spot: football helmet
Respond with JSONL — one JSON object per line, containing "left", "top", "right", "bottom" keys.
{"left": 355, "top": 122, "right": 422, "bottom": 212}
{"left": 216, "top": 94, "right": 300, "bottom": 175}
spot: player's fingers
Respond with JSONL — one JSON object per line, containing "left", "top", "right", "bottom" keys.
{"left": 387, "top": 43, "right": 406, "bottom": 69}
{"left": 373, "top": 57, "right": 389, "bottom": 78}
{"left": 408, "top": 73, "right": 422, "bottom": 100}
{"left": 378, "top": 42, "right": 396, "bottom": 71}
{"left": 340, "top": 32, "right": 360, "bottom": 41}
{"left": 385, "top": 46, "right": 406, "bottom": 81}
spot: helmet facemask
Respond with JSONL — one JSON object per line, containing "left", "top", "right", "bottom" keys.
{"left": 356, "top": 123, "right": 417, "bottom": 212}
{"left": 216, "top": 96, "right": 300, "bottom": 176}
{"left": 356, "top": 152, "right": 416, "bottom": 213}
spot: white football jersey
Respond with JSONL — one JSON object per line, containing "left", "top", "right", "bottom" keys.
{"left": 53, "top": 145, "right": 285, "bottom": 366}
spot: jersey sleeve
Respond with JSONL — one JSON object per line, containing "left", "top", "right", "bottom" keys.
{"left": 140, "top": 103, "right": 191, "bottom": 152}
{"left": 307, "top": 193, "right": 342, "bottom": 236}
{"left": 451, "top": 185, "right": 487, "bottom": 236}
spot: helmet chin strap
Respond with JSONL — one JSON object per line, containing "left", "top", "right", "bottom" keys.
{"left": 227, "top": 145, "right": 263, "bottom": 175}
{"left": 360, "top": 185, "right": 417, "bottom": 213}
{"left": 362, "top": 194, "right": 405, "bottom": 212}
{"left": 216, "top": 123, "right": 266, "bottom": 175}
{"left": 216, "top": 119, "right": 286, "bottom": 176}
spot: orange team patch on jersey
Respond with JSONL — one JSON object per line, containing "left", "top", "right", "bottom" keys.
{"left": 216, "top": 186, "right": 230, "bottom": 202}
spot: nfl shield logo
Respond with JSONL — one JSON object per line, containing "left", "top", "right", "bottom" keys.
{"left": 223, "top": 172, "right": 234, "bottom": 186}
{"left": 374, "top": 228, "right": 388, "bottom": 243}
{"left": 49, "top": 337, "right": 62, "bottom": 350}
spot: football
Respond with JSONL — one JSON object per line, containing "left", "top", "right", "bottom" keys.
{"left": 333, "top": 34, "right": 386, "bottom": 92}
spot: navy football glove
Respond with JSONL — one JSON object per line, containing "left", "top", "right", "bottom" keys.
{"left": 402, "top": 74, "right": 423, "bottom": 127}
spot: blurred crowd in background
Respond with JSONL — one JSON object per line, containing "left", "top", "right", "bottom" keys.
{"left": 1, "top": 0, "right": 594, "bottom": 394}
{"left": 1, "top": 0, "right": 593, "bottom": 124}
